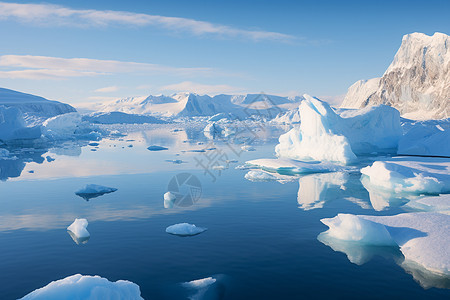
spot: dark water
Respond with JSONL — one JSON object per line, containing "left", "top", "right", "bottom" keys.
{"left": 0, "top": 125, "right": 448, "bottom": 299}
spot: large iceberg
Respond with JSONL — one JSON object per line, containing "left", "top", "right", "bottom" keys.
{"left": 275, "top": 95, "right": 402, "bottom": 164}
{"left": 320, "top": 212, "right": 450, "bottom": 276}
{"left": 0, "top": 106, "right": 42, "bottom": 142}
{"left": 361, "top": 157, "right": 450, "bottom": 194}
{"left": 19, "top": 274, "right": 143, "bottom": 300}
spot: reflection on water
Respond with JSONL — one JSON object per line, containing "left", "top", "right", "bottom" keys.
{"left": 318, "top": 232, "right": 450, "bottom": 289}
{"left": 361, "top": 176, "right": 414, "bottom": 211}
{"left": 67, "top": 230, "right": 90, "bottom": 245}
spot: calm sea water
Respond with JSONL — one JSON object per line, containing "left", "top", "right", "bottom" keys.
{"left": 0, "top": 124, "right": 448, "bottom": 299}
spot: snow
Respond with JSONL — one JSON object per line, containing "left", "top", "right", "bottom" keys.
{"left": 166, "top": 223, "right": 207, "bottom": 236}
{"left": 19, "top": 274, "right": 143, "bottom": 300}
{"left": 82, "top": 111, "right": 166, "bottom": 124}
{"left": 67, "top": 218, "right": 90, "bottom": 239}
{"left": 398, "top": 123, "right": 450, "bottom": 157}
{"left": 75, "top": 184, "right": 117, "bottom": 200}
{"left": 147, "top": 145, "right": 168, "bottom": 151}
{"left": 245, "top": 158, "right": 350, "bottom": 174}
{"left": 164, "top": 191, "right": 176, "bottom": 208}
{"left": 341, "top": 32, "right": 450, "bottom": 119}
{"left": 320, "top": 212, "right": 450, "bottom": 275}
{"left": 0, "top": 106, "right": 42, "bottom": 141}
{"left": 360, "top": 157, "right": 450, "bottom": 194}
{"left": 275, "top": 95, "right": 402, "bottom": 164}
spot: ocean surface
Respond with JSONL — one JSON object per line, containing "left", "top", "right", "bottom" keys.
{"left": 0, "top": 124, "right": 449, "bottom": 299}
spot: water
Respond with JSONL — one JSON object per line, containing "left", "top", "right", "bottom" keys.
{"left": 0, "top": 124, "right": 448, "bottom": 299}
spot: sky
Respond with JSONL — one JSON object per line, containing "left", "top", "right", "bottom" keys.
{"left": 0, "top": 0, "right": 449, "bottom": 106}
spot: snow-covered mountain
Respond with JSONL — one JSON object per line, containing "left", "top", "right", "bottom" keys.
{"left": 95, "top": 92, "right": 303, "bottom": 118}
{"left": 0, "top": 87, "right": 76, "bottom": 118}
{"left": 341, "top": 32, "right": 449, "bottom": 119}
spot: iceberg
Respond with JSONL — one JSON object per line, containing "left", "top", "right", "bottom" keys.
{"left": 67, "top": 218, "right": 90, "bottom": 244}
{"left": 166, "top": 223, "right": 207, "bottom": 236}
{"left": 360, "top": 157, "right": 450, "bottom": 194}
{"left": 19, "top": 274, "right": 143, "bottom": 300}
{"left": 275, "top": 95, "right": 402, "bottom": 164}
{"left": 245, "top": 158, "right": 350, "bottom": 175}
{"left": 75, "top": 184, "right": 118, "bottom": 201}
{"left": 320, "top": 212, "right": 450, "bottom": 276}
{"left": 0, "top": 106, "right": 42, "bottom": 142}
{"left": 244, "top": 170, "right": 279, "bottom": 181}
{"left": 164, "top": 191, "right": 176, "bottom": 208}
{"left": 398, "top": 123, "right": 450, "bottom": 157}
{"left": 42, "top": 112, "right": 101, "bottom": 140}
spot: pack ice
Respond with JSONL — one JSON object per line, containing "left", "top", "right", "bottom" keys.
{"left": 19, "top": 274, "right": 143, "bottom": 300}
{"left": 275, "top": 95, "right": 402, "bottom": 164}
{"left": 320, "top": 212, "right": 450, "bottom": 276}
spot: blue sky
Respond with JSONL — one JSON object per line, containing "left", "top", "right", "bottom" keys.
{"left": 0, "top": 0, "right": 448, "bottom": 105}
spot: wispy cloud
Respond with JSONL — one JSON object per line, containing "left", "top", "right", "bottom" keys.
{"left": 94, "top": 86, "right": 119, "bottom": 93}
{"left": 0, "top": 54, "right": 213, "bottom": 79}
{"left": 160, "top": 81, "right": 244, "bottom": 95}
{"left": 0, "top": 2, "right": 295, "bottom": 42}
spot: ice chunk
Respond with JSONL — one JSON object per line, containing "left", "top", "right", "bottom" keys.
{"left": 275, "top": 95, "right": 402, "bottom": 164}
{"left": 147, "top": 145, "right": 168, "bottom": 151}
{"left": 398, "top": 123, "right": 450, "bottom": 157}
{"left": 360, "top": 157, "right": 450, "bottom": 194}
{"left": 246, "top": 158, "right": 350, "bottom": 175}
{"left": 166, "top": 223, "right": 207, "bottom": 236}
{"left": 67, "top": 218, "right": 90, "bottom": 244}
{"left": 320, "top": 212, "right": 450, "bottom": 276}
{"left": 0, "top": 106, "right": 41, "bottom": 141}
{"left": 19, "top": 274, "right": 143, "bottom": 300}
{"left": 75, "top": 184, "right": 117, "bottom": 201}
{"left": 164, "top": 191, "right": 176, "bottom": 208}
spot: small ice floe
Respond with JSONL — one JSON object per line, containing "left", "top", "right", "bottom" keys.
{"left": 166, "top": 223, "right": 207, "bottom": 236}
{"left": 241, "top": 145, "right": 256, "bottom": 151}
{"left": 164, "top": 191, "right": 177, "bottom": 208}
{"left": 246, "top": 158, "right": 350, "bottom": 175}
{"left": 147, "top": 145, "right": 168, "bottom": 151}
{"left": 67, "top": 218, "right": 90, "bottom": 244}
{"left": 19, "top": 274, "right": 144, "bottom": 300}
{"left": 212, "top": 165, "right": 227, "bottom": 171}
{"left": 75, "top": 184, "right": 118, "bottom": 201}
{"left": 361, "top": 157, "right": 450, "bottom": 195}
{"left": 319, "top": 212, "right": 450, "bottom": 276}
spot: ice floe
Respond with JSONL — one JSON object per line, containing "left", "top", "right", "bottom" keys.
{"left": 67, "top": 218, "right": 90, "bottom": 244}
{"left": 19, "top": 274, "right": 143, "bottom": 300}
{"left": 245, "top": 158, "right": 350, "bottom": 175}
{"left": 166, "top": 223, "right": 207, "bottom": 236}
{"left": 75, "top": 184, "right": 118, "bottom": 201}
{"left": 275, "top": 95, "right": 402, "bottom": 164}
{"left": 320, "top": 212, "right": 450, "bottom": 276}
{"left": 361, "top": 157, "right": 450, "bottom": 194}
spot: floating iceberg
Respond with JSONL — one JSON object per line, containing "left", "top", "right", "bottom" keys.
{"left": 67, "top": 218, "right": 90, "bottom": 244}
{"left": 164, "top": 191, "right": 176, "bottom": 208}
{"left": 245, "top": 158, "right": 350, "bottom": 175}
{"left": 75, "top": 184, "right": 118, "bottom": 201}
{"left": 398, "top": 123, "right": 450, "bottom": 157}
{"left": 275, "top": 95, "right": 402, "bottom": 164}
{"left": 320, "top": 212, "right": 450, "bottom": 276}
{"left": 19, "top": 274, "right": 143, "bottom": 300}
{"left": 147, "top": 145, "right": 168, "bottom": 151}
{"left": 0, "top": 106, "right": 42, "bottom": 142}
{"left": 166, "top": 223, "right": 207, "bottom": 236}
{"left": 361, "top": 157, "right": 450, "bottom": 194}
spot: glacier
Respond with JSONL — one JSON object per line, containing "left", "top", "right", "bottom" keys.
{"left": 341, "top": 32, "right": 450, "bottom": 120}
{"left": 274, "top": 95, "right": 402, "bottom": 164}
{"left": 19, "top": 274, "right": 143, "bottom": 300}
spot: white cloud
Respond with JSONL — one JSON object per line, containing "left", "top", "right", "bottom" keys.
{"left": 94, "top": 86, "right": 119, "bottom": 93}
{"left": 0, "top": 54, "right": 213, "bottom": 79}
{"left": 160, "top": 81, "right": 244, "bottom": 95}
{"left": 0, "top": 2, "right": 295, "bottom": 42}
